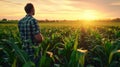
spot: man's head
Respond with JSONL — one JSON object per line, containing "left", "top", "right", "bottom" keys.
{"left": 24, "top": 3, "right": 35, "bottom": 15}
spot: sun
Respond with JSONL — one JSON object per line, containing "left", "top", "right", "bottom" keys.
{"left": 82, "top": 10, "right": 100, "bottom": 21}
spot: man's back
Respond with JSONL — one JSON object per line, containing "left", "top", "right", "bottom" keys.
{"left": 18, "top": 15, "right": 40, "bottom": 56}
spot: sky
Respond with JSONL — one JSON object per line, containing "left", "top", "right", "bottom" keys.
{"left": 0, "top": 0, "right": 120, "bottom": 20}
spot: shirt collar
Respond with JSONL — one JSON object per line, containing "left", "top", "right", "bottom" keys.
{"left": 26, "top": 14, "right": 32, "bottom": 17}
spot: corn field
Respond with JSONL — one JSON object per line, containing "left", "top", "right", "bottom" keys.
{"left": 0, "top": 23, "right": 120, "bottom": 67}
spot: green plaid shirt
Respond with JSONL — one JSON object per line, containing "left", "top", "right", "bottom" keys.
{"left": 18, "top": 15, "right": 40, "bottom": 56}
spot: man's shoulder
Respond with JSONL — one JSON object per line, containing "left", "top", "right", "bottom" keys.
{"left": 18, "top": 15, "right": 37, "bottom": 25}
{"left": 18, "top": 18, "right": 23, "bottom": 25}
{"left": 18, "top": 17, "right": 26, "bottom": 23}
{"left": 24, "top": 16, "right": 36, "bottom": 22}
{"left": 30, "top": 17, "right": 36, "bottom": 21}
{"left": 30, "top": 17, "right": 37, "bottom": 24}
{"left": 19, "top": 16, "right": 33, "bottom": 22}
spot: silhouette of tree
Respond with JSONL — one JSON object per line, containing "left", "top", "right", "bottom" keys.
{"left": 2, "top": 18, "right": 7, "bottom": 21}
{"left": 112, "top": 18, "right": 120, "bottom": 22}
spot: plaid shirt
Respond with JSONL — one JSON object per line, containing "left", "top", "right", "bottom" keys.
{"left": 18, "top": 15, "right": 40, "bottom": 56}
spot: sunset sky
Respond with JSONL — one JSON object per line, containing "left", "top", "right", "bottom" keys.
{"left": 0, "top": 0, "right": 120, "bottom": 20}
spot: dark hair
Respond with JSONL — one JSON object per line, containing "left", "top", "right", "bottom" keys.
{"left": 24, "top": 3, "right": 34, "bottom": 14}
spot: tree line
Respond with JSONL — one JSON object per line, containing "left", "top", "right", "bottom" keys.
{"left": 0, "top": 18, "right": 120, "bottom": 23}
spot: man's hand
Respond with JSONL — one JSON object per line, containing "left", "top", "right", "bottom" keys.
{"left": 34, "top": 33, "right": 43, "bottom": 43}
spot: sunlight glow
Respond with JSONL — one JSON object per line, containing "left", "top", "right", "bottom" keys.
{"left": 82, "top": 10, "right": 100, "bottom": 21}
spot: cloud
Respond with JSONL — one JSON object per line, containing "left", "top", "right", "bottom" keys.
{"left": 0, "top": 0, "right": 23, "bottom": 6}
{"left": 0, "top": 0, "right": 120, "bottom": 20}
{"left": 36, "top": 0, "right": 85, "bottom": 12}
{"left": 111, "top": 2, "right": 120, "bottom": 6}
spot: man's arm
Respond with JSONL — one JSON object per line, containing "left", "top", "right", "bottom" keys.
{"left": 31, "top": 18, "right": 43, "bottom": 44}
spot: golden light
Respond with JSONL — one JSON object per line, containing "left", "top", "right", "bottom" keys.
{"left": 82, "top": 10, "right": 100, "bottom": 21}
{"left": 78, "top": 10, "right": 104, "bottom": 26}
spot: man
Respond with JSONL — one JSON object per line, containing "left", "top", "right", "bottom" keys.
{"left": 18, "top": 3, "right": 43, "bottom": 63}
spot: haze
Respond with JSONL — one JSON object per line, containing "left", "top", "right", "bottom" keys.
{"left": 0, "top": 0, "right": 120, "bottom": 20}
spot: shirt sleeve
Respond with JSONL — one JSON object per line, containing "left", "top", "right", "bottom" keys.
{"left": 30, "top": 19, "right": 40, "bottom": 35}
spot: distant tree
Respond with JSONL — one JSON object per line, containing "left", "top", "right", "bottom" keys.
{"left": 112, "top": 18, "right": 120, "bottom": 22}
{"left": 45, "top": 19, "right": 49, "bottom": 22}
{"left": 0, "top": 18, "right": 7, "bottom": 23}
{"left": 2, "top": 18, "right": 7, "bottom": 21}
